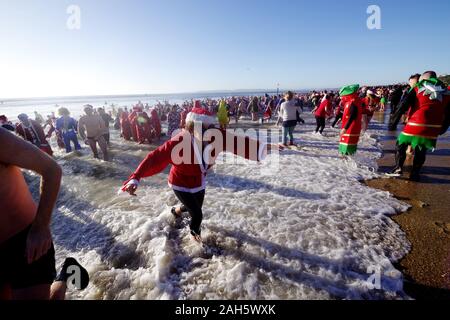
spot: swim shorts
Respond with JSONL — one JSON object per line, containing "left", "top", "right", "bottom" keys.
{"left": 0, "top": 225, "right": 56, "bottom": 289}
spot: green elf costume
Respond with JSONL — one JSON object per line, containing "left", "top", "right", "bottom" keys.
{"left": 388, "top": 77, "right": 450, "bottom": 180}
{"left": 338, "top": 84, "right": 364, "bottom": 156}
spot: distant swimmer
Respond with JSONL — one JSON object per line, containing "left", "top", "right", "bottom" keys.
{"left": 78, "top": 105, "right": 109, "bottom": 161}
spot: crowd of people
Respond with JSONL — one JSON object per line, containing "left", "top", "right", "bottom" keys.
{"left": 1, "top": 70, "right": 449, "bottom": 300}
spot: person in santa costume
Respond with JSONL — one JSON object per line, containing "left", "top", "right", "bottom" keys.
{"left": 121, "top": 101, "right": 280, "bottom": 243}
{"left": 135, "top": 111, "right": 151, "bottom": 144}
{"left": 331, "top": 98, "right": 344, "bottom": 128}
{"left": 263, "top": 99, "right": 275, "bottom": 123}
{"left": 120, "top": 110, "right": 132, "bottom": 141}
{"left": 179, "top": 106, "right": 189, "bottom": 129}
{"left": 338, "top": 85, "right": 364, "bottom": 156}
{"left": 313, "top": 94, "right": 332, "bottom": 135}
{"left": 128, "top": 106, "right": 140, "bottom": 142}
{"left": 361, "top": 90, "right": 381, "bottom": 132}
{"left": 388, "top": 71, "right": 450, "bottom": 181}
{"left": 16, "top": 114, "right": 53, "bottom": 156}
{"left": 149, "top": 108, "right": 162, "bottom": 141}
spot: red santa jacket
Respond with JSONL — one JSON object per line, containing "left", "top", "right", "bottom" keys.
{"left": 124, "top": 129, "right": 267, "bottom": 193}
{"left": 315, "top": 99, "right": 330, "bottom": 118}
{"left": 403, "top": 86, "right": 450, "bottom": 140}
{"left": 340, "top": 93, "right": 363, "bottom": 147}
{"left": 16, "top": 119, "right": 53, "bottom": 156}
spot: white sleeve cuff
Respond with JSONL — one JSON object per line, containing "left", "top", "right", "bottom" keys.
{"left": 126, "top": 179, "right": 140, "bottom": 187}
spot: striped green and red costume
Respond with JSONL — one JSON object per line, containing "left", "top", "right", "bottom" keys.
{"left": 398, "top": 79, "right": 450, "bottom": 150}
{"left": 339, "top": 85, "right": 363, "bottom": 155}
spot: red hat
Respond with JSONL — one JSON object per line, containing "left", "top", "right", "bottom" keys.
{"left": 185, "top": 101, "right": 216, "bottom": 125}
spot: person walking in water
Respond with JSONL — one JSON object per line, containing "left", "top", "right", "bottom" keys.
{"left": 388, "top": 71, "right": 450, "bottom": 181}
{"left": 279, "top": 91, "right": 303, "bottom": 147}
{"left": 78, "top": 105, "right": 109, "bottom": 161}
{"left": 338, "top": 85, "right": 364, "bottom": 156}
{"left": 248, "top": 97, "right": 259, "bottom": 122}
{"left": 16, "top": 114, "right": 53, "bottom": 156}
{"left": 313, "top": 94, "right": 331, "bottom": 135}
{"left": 121, "top": 101, "right": 281, "bottom": 243}
{"left": 217, "top": 100, "right": 230, "bottom": 129}
{"left": 56, "top": 107, "right": 82, "bottom": 154}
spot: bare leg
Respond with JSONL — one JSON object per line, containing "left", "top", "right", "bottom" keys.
{"left": 50, "top": 281, "right": 67, "bottom": 300}
{"left": 12, "top": 284, "right": 51, "bottom": 300}
{"left": 87, "top": 138, "right": 99, "bottom": 159}
{"left": 97, "top": 136, "right": 109, "bottom": 161}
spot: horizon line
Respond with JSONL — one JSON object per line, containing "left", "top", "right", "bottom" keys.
{"left": 1, "top": 78, "right": 416, "bottom": 102}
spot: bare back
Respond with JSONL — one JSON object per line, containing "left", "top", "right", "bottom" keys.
{"left": 0, "top": 163, "right": 37, "bottom": 244}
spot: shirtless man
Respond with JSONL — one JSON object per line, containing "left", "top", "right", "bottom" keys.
{"left": 78, "top": 105, "right": 109, "bottom": 161}
{"left": 0, "top": 127, "right": 61, "bottom": 299}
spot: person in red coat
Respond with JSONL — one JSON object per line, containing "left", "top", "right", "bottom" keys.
{"left": 120, "top": 110, "right": 132, "bottom": 141}
{"left": 313, "top": 95, "right": 331, "bottom": 134}
{"left": 122, "top": 101, "right": 280, "bottom": 243}
{"left": 149, "top": 108, "right": 162, "bottom": 141}
{"left": 136, "top": 112, "right": 153, "bottom": 145}
{"left": 128, "top": 107, "right": 140, "bottom": 142}
{"left": 16, "top": 114, "right": 53, "bottom": 156}
{"left": 180, "top": 107, "right": 189, "bottom": 129}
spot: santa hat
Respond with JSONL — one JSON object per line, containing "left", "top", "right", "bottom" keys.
{"left": 185, "top": 101, "right": 216, "bottom": 125}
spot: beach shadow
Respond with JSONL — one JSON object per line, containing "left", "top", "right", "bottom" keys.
{"left": 402, "top": 280, "right": 450, "bottom": 300}
{"left": 208, "top": 173, "right": 328, "bottom": 200}
{"left": 378, "top": 165, "right": 450, "bottom": 184}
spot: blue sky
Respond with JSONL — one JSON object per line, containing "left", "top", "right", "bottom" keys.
{"left": 1, "top": 0, "right": 449, "bottom": 98}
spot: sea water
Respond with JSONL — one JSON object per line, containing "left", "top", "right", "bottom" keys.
{"left": 8, "top": 96, "right": 410, "bottom": 300}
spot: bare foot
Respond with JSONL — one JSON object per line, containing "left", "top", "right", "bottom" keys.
{"left": 191, "top": 234, "right": 203, "bottom": 244}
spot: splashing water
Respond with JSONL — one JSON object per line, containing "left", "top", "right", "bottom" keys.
{"left": 25, "top": 115, "right": 410, "bottom": 300}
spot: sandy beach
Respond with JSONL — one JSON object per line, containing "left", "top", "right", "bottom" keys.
{"left": 367, "top": 112, "right": 450, "bottom": 299}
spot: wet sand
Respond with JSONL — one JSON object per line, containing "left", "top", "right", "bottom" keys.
{"left": 366, "top": 112, "right": 450, "bottom": 299}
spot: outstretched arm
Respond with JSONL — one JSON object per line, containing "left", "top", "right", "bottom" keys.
{"left": 122, "top": 134, "right": 182, "bottom": 195}
{"left": 0, "top": 128, "right": 62, "bottom": 263}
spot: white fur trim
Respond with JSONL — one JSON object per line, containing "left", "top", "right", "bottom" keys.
{"left": 126, "top": 179, "right": 139, "bottom": 188}
{"left": 186, "top": 112, "right": 216, "bottom": 124}
{"left": 118, "top": 179, "right": 139, "bottom": 194}
{"left": 168, "top": 174, "right": 206, "bottom": 193}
